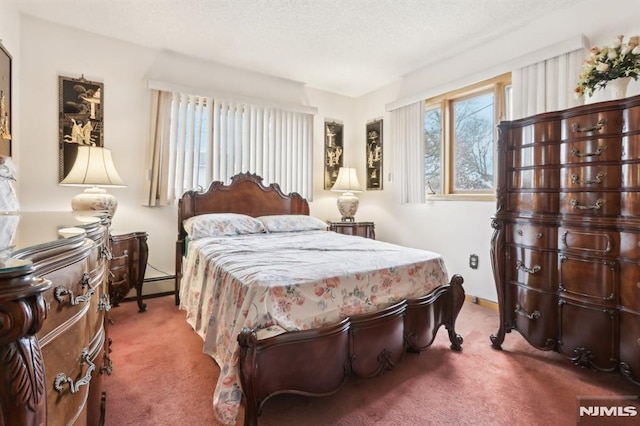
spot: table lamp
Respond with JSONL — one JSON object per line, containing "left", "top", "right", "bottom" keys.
{"left": 59, "top": 146, "right": 126, "bottom": 219}
{"left": 331, "top": 167, "right": 362, "bottom": 222}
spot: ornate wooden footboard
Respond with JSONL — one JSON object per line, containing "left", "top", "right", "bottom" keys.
{"left": 238, "top": 274, "right": 465, "bottom": 426}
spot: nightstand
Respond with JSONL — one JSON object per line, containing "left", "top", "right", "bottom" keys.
{"left": 109, "top": 231, "right": 149, "bottom": 312}
{"left": 327, "top": 220, "right": 375, "bottom": 239}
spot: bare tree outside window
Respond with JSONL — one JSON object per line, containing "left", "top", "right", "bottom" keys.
{"left": 422, "top": 73, "right": 509, "bottom": 199}
{"left": 452, "top": 93, "right": 494, "bottom": 191}
{"left": 424, "top": 106, "right": 442, "bottom": 193}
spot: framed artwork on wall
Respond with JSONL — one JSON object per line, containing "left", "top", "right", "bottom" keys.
{"left": 365, "top": 119, "right": 382, "bottom": 190}
{"left": 0, "top": 41, "right": 12, "bottom": 157}
{"left": 324, "top": 120, "right": 344, "bottom": 190}
{"left": 59, "top": 75, "right": 104, "bottom": 182}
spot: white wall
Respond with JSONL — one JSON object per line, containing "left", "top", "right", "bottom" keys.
{"left": 6, "top": 0, "right": 640, "bottom": 301}
{"left": 15, "top": 15, "right": 353, "bottom": 282}
{"left": 350, "top": 0, "right": 640, "bottom": 302}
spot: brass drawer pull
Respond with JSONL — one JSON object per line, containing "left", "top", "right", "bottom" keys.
{"left": 54, "top": 273, "right": 95, "bottom": 306}
{"left": 54, "top": 348, "right": 95, "bottom": 394}
{"left": 570, "top": 172, "right": 607, "bottom": 185}
{"left": 516, "top": 261, "right": 541, "bottom": 274}
{"left": 101, "top": 245, "right": 112, "bottom": 260}
{"left": 570, "top": 145, "right": 607, "bottom": 157}
{"left": 571, "top": 118, "right": 606, "bottom": 133}
{"left": 515, "top": 304, "right": 540, "bottom": 320}
{"left": 98, "top": 293, "right": 111, "bottom": 312}
{"left": 516, "top": 230, "right": 543, "bottom": 239}
{"left": 570, "top": 198, "right": 605, "bottom": 210}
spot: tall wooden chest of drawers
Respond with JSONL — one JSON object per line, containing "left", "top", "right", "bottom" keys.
{"left": 0, "top": 212, "right": 112, "bottom": 425}
{"left": 490, "top": 95, "right": 640, "bottom": 385}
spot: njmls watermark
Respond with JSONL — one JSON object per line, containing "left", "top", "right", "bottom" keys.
{"left": 577, "top": 395, "right": 639, "bottom": 425}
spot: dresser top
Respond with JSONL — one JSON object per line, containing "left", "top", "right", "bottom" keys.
{"left": 1, "top": 211, "right": 102, "bottom": 257}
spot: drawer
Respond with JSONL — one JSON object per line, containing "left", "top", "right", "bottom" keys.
{"left": 622, "top": 163, "right": 640, "bottom": 188}
{"left": 560, "top": 165, "right": 620, "bottom": 190}
{"left": 558, "top": 255, "right": 617, "bottom": 302}
{"left": 506, "top": 246, "right": 557, "bottom": 292}
{"left": 42, "top": 308, "right": 92, "bottom": 426}
{"left": 560, "top": 138, "right": 622, "bottom": 164}
{"left": 510, "top": 144, "right": 560, "bottom": 168}
{"left": 559, "top": 192, "right": 620, "bottom": 216}
{"left": 620, "top": 231, "right": 640, "bottom": 259}
{"left": 38, "top": 258, "right": 91, "bottom": 338}
{"left": 621, "top": 192, "right": 640, "bottom": 217}
{"left": 86, "top": 239, "right": 105, "bottom": 276}
{"left": 507, "top": 223, "right": 556, "bottom": 249}
{"left": 507, "top": 192, "right": 558, "bottom": 214}
{"left": 621, "top": 133, "right": 640, "bottom": 160}
{"left": 505, "top": 283, "right": 558, "bottom": 350}
{"left": 624, "top": 104, "right": 640, "bottom": 132}
{"left": 87, "top": 268, "right": 108, "bottom": 339}
{"left": 507, "top": 121, "right": 560, "bottom": 147}
{"left": 509, "top": 167, "right": 559, "bottom": 190}
{"left": 558, "top": 227, "right": 619, "bottom": 256}
{"left": 620, "top": 262, "right": 640, "bottom": 311}
{"left": 619, "top": 311, "right": 640, "bottom": 383}
{"left": 558, "top": 297, "right": 617, "bottom": 371}
{"left": 561, "top": 110, "right": 624, "bottom": 139}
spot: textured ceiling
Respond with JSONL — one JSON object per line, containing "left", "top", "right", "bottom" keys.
{"left": 17, "top": 0, "right": 582, "bottom": 97}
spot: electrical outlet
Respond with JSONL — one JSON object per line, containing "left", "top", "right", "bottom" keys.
{"left": 469, "top": 254, "right": 479, "bottom": 269}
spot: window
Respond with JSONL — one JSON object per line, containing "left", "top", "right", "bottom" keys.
{"left": 424, "top": 73, "right": 511, "bottom": 199}
{"left": 146, "top": 91, "right": 313, "bottom": 205}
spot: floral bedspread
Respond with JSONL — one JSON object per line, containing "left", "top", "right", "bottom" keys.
{"left": 179, "top": 230, "right": 448, "bottom": 425}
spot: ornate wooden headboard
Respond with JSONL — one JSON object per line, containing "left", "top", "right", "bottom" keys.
{"left": 175, "top": 172, "right": 310, "bottom": 304}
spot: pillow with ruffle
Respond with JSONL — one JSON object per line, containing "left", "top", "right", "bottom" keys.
{"left": 257, "top": 215, "right": 328, "bottom": 233}
{"left": 183, "top": 213, "right": 265, "bottom": 240}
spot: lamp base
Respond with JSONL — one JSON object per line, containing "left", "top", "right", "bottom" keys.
{"left": 337, "top": 192, "right": 359, "bottom": 222}
{"left": 71, "top": 186, "right": 118, "bottom": 219}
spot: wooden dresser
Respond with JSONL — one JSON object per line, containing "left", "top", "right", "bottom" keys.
{"left": 490, "top": 95, "right": 640, "bottom": 385}
{"left": 109, "top": 231, "right": 148, "bottom": 312}
{"left": 0, "top": 212, "right": 112, "bottom": 425}
{"left": 327, "top": 220, "right": 376, "bottom": 239}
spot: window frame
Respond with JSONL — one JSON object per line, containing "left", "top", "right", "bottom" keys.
{"left": 424, "top": 73, "right": 511, "bottom": 201}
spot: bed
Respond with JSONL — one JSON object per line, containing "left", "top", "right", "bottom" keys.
{"left": 175, "top": 172, "right": 465, "bottom": 426}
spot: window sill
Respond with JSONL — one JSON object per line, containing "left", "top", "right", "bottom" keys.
{"left": 426, "top": 193, "right": 496, "bottom": 202}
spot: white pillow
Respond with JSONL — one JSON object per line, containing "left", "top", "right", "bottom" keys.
{"left": 183, "top": 213, "right": 265, "bottom": 240}
{"left": 257, "top": 215, "right": 328, "bottom": 233}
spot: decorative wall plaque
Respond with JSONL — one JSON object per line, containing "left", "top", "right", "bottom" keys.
{"left": 324, "top": 120, "right": 344, "bottom": 190}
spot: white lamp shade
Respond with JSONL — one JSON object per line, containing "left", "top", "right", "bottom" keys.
{"left": 60, "top": 146, "right": 125, "bottom": 187}
{"left": 60, "top": 146, "right": 125, "bottom": 219}
{"left": 331, "top": 167, "right": 362, "bottom": 192}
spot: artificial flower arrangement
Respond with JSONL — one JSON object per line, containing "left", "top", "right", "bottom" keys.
{"left": 574, "top": 35, "right": 640, "bottom": 98}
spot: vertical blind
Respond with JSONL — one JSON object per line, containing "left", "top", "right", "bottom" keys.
{"left": 144, "top": 90, "right": 314, "bottom": 205}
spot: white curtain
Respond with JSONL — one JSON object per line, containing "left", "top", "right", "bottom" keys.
{"left": 392, "top": 101, "right": 424, "bottom": 204}
{"left": 512, "top": 48, "right": 587, "bottom": 119}
{"left": 143, "top": 90, "right": 172, "bottom": 206}
{"left": 143, "top": 90, "right": 313, "bottom": 205}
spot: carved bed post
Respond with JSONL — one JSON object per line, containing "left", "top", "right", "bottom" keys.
{"left": 0, "top": 261, "right": 51, "bottom": 426}
{"left": 446, "top": 274, "right": 465, "bottom": 351}
{"left": 237, "top": 327, "right": 259, "bottom": 426}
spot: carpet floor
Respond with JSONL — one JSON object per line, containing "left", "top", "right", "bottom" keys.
{"left": 103, "top": 295, "right": 639, "bottom": 425}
